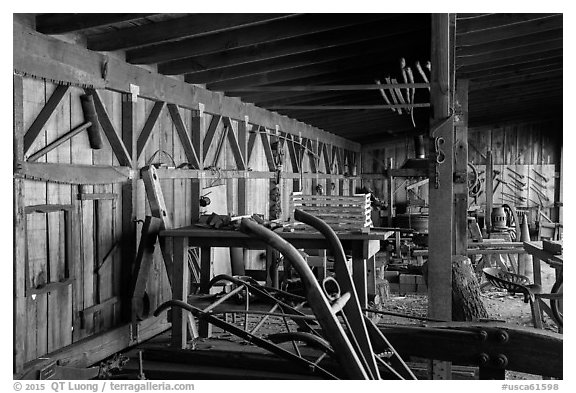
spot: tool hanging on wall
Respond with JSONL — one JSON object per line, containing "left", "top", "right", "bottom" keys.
{"left": 25, "top": 92, "right": 104, "bottom": 161}
{"left": 532, "top": 168, "right": 549, "bottom": 183}
{"left": 507, "top": 167, "right": 525, "bottom": 179}
{"left": 80, "top": 92, "right": 104, "bottom": 149}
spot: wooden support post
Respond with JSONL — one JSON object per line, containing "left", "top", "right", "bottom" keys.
{"left": 191, "top": 104, "right": 205, "bottom": 223}
{"left": 485, "top": 151, "right": 493, "bottom": 233}
{"left": 13, "top": 74, "right": 26, "bottom": 373}
{"left": 172, "top": 238, "right": 189, "bottom": 349}
{"left": 121, "top": 93, "right": 138, "bottom": 321}
{"left": 198, "top": 247, "right": 212, "bottom": 338}
{"left": 428, "top": 13, "right": 454, "bottom": 380}
{"left": 454, "top": 80, "right": 469, "bottom": 255}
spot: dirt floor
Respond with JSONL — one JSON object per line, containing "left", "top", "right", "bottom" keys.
{"left": 376, "top": 263, "right": 561, "bottom": 379}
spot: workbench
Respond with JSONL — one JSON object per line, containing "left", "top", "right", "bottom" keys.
{"left": 523, "top": 241, "right": 563, "bottom": 287}
{"left": 159, "top": 225, "right": 392, "bottom": 348}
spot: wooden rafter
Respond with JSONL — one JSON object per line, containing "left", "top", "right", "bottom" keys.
{"left": 89, "top": 89, "right": 132, "bottom": 167}
{"left": 126, "top": 14, "right": 387, "bottom": 64}
{"left": 204, "top": 52, "right": 426, "bottom": 90}
{"left": 14, "top": 22, "right": 359, "bottom": 151}
{"left": 136, "top": 101, "right": 165, "bottom": 160}
{"left": 457, "top": 39, "right": 563, "bottom": 67}
{"left": 88, "top": 14, "right": 298, "bottom": 52}
{"left": 456, "top": 13, "right": 560, "bottom": 35}
{"left": 184, "top": 36, "right": 413, "bottom": 84}
{"left": 23, "top": 84, "right": 69, "bottom": 155}
{"left": 167, "top": 103, "right": 200, "bottom": 168}
{"left": 158, "top": 16, "right": 429, "bottom": 75}
{"left": 36, "top": 13, "right": 156, "bottom": 34}
{"left": 457, "top": 14, "right": 562, "bottom": 46}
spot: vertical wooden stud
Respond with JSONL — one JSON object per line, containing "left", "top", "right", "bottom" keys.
{"left": 191, "top": 104, "right": 205, "bottom": 223}
{"left": 171, "top": 237, "right": 189, "bottom": 348}
{"left": 13, "top": 74, "right": 26, "bottom": 373}
{"left": 121, "top": 92, "right": 138, "bottom": 321}
{"left": 427, "top": 13, "right": 454, "bottom": 380}
{"left": 454, "top": 80, "right": 469, "bottom": 256}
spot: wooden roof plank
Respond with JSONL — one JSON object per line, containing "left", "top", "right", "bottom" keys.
{"left": 36, "top": 13, "right": 156, "bottom": 34}
{"left": 14, "top": 21, "right": 359, "bottom": 151}
{"left": 456, "top": 13, "right": 560, "bottom": 34}
{"left": 87, "top": 14, "right": 299, "bottom": 51}
{"left": 457, "top": 14, "right": 562, "bottom": 46}
{"left": 456, "top": 28, "right": 562, "bottom": 57}
{"left": 126, "top": 14, "right": 391, "bottom": 64}
{"left": 457, "top": 49, "right": 562, "bottom": 74}
{"left": 158, "top": 17, "right": 429, "bottom": 75}
{"left": 184, "top": 37, "right": 405, "bottom": 84}
{"left": 204, "top": 48, "right": 427, "bottom": 91}
{"left": 456, "top": 39, "right": 563, "bottom": 67}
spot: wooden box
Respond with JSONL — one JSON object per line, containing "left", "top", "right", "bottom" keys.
{"left": 290, "top": 192, "right": 372, "bottom": 233}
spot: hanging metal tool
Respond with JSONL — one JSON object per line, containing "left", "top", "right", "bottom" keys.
{"left": 507, "top": 167, "right": 525, "bottom": 179}
{"left": 532, "top": 168, "right": 549, "bottom": 183}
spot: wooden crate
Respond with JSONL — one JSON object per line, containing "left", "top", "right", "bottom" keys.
{"left": 289, "top": 192, "right": 372, "bottom": 233}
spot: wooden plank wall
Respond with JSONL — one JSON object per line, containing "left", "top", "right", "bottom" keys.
{"left": 15, "top": 77, "right": 360, "bottom": 368}
{"left": 360, "top": 120, "right": 562, "bottom": 224}
{"left": 361, "top": 137, "right": 416, "bottom": 205}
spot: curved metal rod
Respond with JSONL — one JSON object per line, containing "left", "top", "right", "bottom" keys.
{"left": 293, "top": 209, "right": 380, "bottom": 379}
{"left": 206, "top": 273, "right": 318, "bottom": 332}
{"left": 239, "top": 218, "right": 369, "bottom": 380}
{"left": 209, "top": 274, "right": 307, "bottom": 302}
{"left": 268, "top": 332, "right": 336, "bottom": 357}
{"left": 153, "top": 300, "right": 338, "bottom": 379}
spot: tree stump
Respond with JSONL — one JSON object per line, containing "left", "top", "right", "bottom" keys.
{"left": 422, "top": 256, "right": 488, "bottom": 321}
{"left": 451, "top": 255, "right": 489, "bottom": 321}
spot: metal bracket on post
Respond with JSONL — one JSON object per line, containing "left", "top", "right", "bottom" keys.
{"left": 129, "top": 84, "right": 140, "bottom": 103}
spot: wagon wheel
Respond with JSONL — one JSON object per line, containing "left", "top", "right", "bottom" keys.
{"left": 550, "top": 277, "right": 563, "bottom": 327}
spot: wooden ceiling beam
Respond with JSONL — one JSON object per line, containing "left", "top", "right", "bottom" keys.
{"left": 87, "top": 14, "right": 299, "bottom": 51}
{"left": 206, "top": 46, "right": 428, "bottom": 90}
{"left": 126, "top": 14, "right": 390, "bottom": 64}
{"left": 456, "top": 39, "right": 563, "bottom": 67}
{"left": 456, "top": 13, "right": 559, "bottom": 34}
{"left": 15, "top": 21, "right": 358, "bottom": 151}
{"left": 158, "top": 16, "right": 430, "bottom": 75}
{"left": 456, "top": 28, "right": 562, "bottom": 57}
{"left": 457, "top": 49, "right": 562, "bottom": 74}
{"left": 457, "top": 14, "right": 562, "bottom": 46}
{"left": 185, "top": 37, "right": 414, "bottom": 84}
{"left": 36, "top": 13, "right": 156, "bottom": 34}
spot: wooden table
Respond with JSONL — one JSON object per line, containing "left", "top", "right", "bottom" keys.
{"left": 523, "top": 241, "right": 563, "bottom": 286}
{"left": 159, "top": 226, "right": 391, "bottom": 347}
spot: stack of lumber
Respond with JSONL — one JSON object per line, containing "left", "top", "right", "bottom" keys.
{"left": 290, "top": 192, "right": 372, "bottom": 233}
